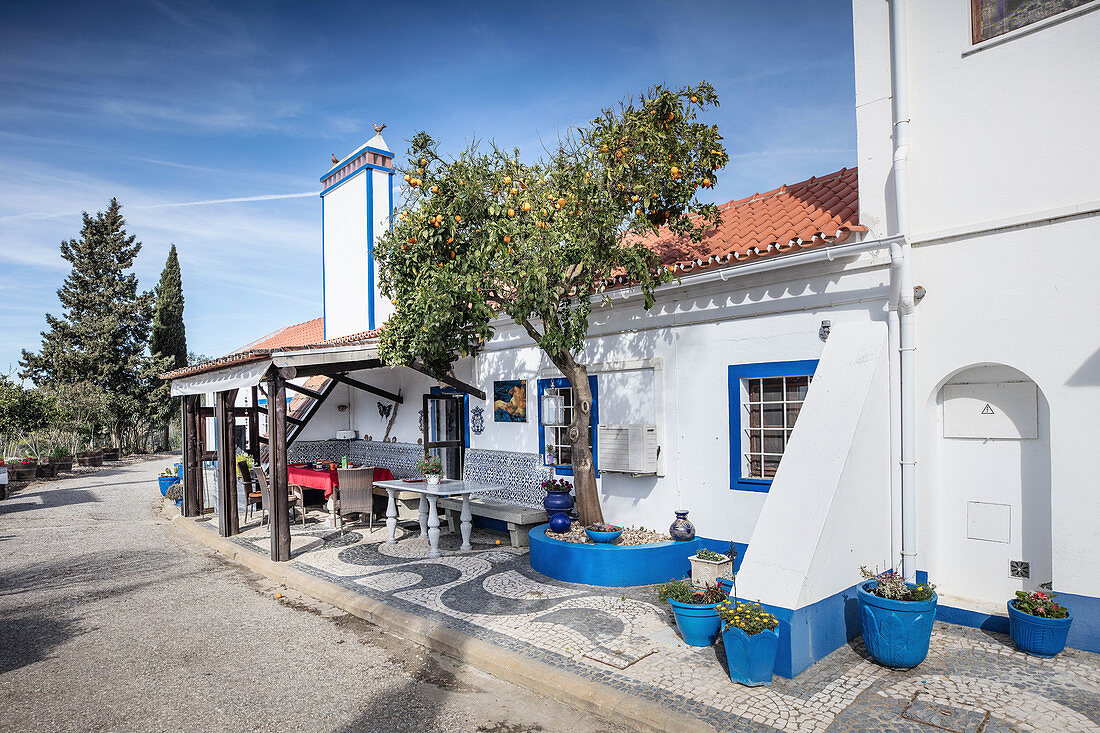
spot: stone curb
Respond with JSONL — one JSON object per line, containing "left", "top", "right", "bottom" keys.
{"left": 168, "top": 508, "right": 716, "bottom": 733}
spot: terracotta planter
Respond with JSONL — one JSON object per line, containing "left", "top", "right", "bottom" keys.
{"left": 52, "top": 459, "right": 74, "bottom": 472}
{"left": 10, "top": 464, "right": 37, "bottom": 482}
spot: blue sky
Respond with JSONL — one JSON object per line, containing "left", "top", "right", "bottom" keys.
{"left": 0, "top": 0, "right": 858, "bottom": 376}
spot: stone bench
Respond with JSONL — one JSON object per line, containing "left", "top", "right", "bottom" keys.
{"left": 436, "top": 496, "right": 546, "bottom": 548}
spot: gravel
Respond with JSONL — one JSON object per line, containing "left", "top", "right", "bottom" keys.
{"left": 545, "top": 525, "right": 671, "bottom": 545}
{"left": 0, "top": 457, "right": 626, "bottom": 733}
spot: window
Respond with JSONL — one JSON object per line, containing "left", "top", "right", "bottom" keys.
{"left": 728, "top": 360, "right": 817, "bottom": 492}
{"left": 971, "top": 0, "right": 1092, "bottom": 43}
{"left": 537, "top": 376, "right": 598, "bottom": 476}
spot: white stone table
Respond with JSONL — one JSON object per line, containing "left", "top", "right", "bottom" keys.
{"left": 373, "top": 479, "right": 496, "bottom": 558}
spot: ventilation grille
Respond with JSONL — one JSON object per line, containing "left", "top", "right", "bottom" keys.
{"left": 1009, "top": 560, "right": 1030, "bottom": 579}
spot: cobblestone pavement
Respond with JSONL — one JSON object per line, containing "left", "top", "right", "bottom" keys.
{"left": 0, "top": 459, "right": 630, "bottom": 732}
{"left": 220, "top": 513, "right": 1100, "bottom": 733}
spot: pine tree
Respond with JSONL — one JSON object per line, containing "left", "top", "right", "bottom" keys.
{"left": 20, "top": 198, "right": 158, "bottom": 446}
{"left": 150, "top": 244, "right": 187, "bottom": 448}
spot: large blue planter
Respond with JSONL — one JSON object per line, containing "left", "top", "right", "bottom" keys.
{"left": 542, "top": 491, "right": 574, "bottom": 514}
{"left": 668, "top": 598, "right": 721, "bottom": 646}
{"left": 857, "top": 580, "right": 937, "bottom": 669}
{"left": 721, "top": 625, "right": 780, "bottom": 686}
{"left": 158, "top": 476, "right": 180, "bottom": 497}
{"left": 1008, "top": 600, "right": 1072, "bottom": 657}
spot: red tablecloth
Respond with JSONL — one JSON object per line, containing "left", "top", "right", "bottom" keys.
{"left": 287, "top": 464, "right": 394, "bottom": 499}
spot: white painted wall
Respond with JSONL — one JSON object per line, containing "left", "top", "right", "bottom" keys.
{"left": 371, "top": 167, "right": 395, "bottom": 328}
{"left": 853, "top": 0, "right": 1100, "bottom": 605}
{"left": 322, "top": 174, "right": 371, "bottom": 340}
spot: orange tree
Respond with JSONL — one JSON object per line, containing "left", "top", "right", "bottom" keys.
{"left": 376, "top": 82, "right": 728, "bottom": 525}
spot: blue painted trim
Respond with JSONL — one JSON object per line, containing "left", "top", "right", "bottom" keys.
{"left": 429, "top": 386, "right": 470, "bottom": 449}
{"left": 536, "top": 376, "right": 599, "bottom": 477}
{"left": 367, "top": 171, "right": 375, "bottom": 330}
{"left": 319, "top": 164, "right": 390, "bottom": 197}
{"left": 530, "top": 524, "right": 701, "bottom": 586}
{"left": 727, "top": 359, "right": 819, "bottom": 493}
{"left": 694, "top": 537, "right": 749, "bottom": 573}
{"left": 915, "top": 570, "right": 928, "bottom": 585}
{"left": 1059, "top": 591, "right": 1100, "bottom": 653}
{"left": 321, "top": 196, "right": 326, "bottom": 340}
{"left": 320, "top": 145, "right": 393, "bottom": 181}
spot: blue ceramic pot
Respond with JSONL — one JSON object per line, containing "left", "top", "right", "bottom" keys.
{"left": 721, "top": 625, "right": 779, "bottom": 686}
{"left": 668, "top": 598, "right": 721, "bottom": 646}
{"left": 158, "top": 476, "right": 180, "bottom": 497}
{"left": 548, "top": 512, "right": 571, "bottom": 533}
{"left": 585, "top": 525, "right": 623, "bottom": 543}
{"left": 1008, "top": 600, "right": 1072, "bottom": 657}
{"left": 858, "top": 581, "right": 937, "bottom": 669}
{"left": 669, "top": 510, "right": 695, "bottom": 541}
{"left": 543, "top": 491, "right": 574, "bottom": 514}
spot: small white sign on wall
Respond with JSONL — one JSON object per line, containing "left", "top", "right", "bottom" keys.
{"left": 967, "top": 501, "right": 1011, "bottom": 543}
{"left": 943, "top": 381, "right": 1037, "bottom": 439}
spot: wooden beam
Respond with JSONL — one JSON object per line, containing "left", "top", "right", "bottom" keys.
{"left": 198, "top": 407, "right": 214, "bottom": 417}
{"left": 256, "top": 435, "right": 268, "bottom": 445}
{"left": 286, "top": 377, "right": 338, "bottom": 445}
{"left": 287, "top": 359, "right": 384, "bottom": 378}
{"left": 284, "top": 381, "right": 325, "bottom": 400}
{"left": 408, "top": 360, "right": 487, "bottom": 401}
{"left": 215, "top": 389, "right": 240, "bottom": 537}
{"left": 248, "top": 386, "right": 261, "bottom": 463}
{"left": 329, "top": 373, "right": 404, "bottom": 404}
{"left": 181, "top": 395, "right": 201, "bottom": 518}
{"left": 286, "top": 415, "right": 304, "bottom": 426}
{"left": 268, "top": 375, "right": 291, "bottom": 562}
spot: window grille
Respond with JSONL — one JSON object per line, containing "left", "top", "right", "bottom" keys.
{"left": 742, "top": 375, "right": 811, "bottom": 479}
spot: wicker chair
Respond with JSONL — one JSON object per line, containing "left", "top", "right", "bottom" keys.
{"left": 252, "top": 468, "right": 302, "bottom": 527}
{"left": 336, "top": 467, "right": 375, "bottom": 531}
{"left": 238, "top": 459, "right": 263, "bottom": 522}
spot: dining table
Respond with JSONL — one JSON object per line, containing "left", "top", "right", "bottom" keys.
{"left": 287, "top": 463, "right": 395, "bottom": 527}
{"left": 373, "top": 478, "right": 492, "bottom": 558}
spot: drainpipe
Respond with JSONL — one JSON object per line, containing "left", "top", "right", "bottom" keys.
{"left": 888, "top": 0, "right": 918, "bottom": 581}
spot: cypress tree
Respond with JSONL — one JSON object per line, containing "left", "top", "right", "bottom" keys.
{"left": 150, "top": 244, "right": 187, "bottom": 448}
{"left": 20, "top": 198, "right": 157, "bottom": 445}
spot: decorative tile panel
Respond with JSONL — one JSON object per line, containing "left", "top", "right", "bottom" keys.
{"left": 288, "top": 439, "right": 424, "bottom": 479}
{"left": 462, "top": 448, "right": 553, "bottom": 508}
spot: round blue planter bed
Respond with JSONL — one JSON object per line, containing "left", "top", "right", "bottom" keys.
{"left": 529, "top": 523, "right": 701, "bottom": 587}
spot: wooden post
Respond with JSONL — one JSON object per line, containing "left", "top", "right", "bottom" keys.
{"left": 181, "top": 395, "right": 200, "bottom": 518}
{"left": 248, "top": 386, "right": 261, "bottom": 464}
{"left": 268, "top": 375, "right": 291, "bottom": 561}
{"left": 215, "top": 389, "right": 240, "bottom": 536}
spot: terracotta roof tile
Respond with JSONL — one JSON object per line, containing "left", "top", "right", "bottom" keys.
{"left": 236, "top": 317, "right": 325, "bottom": 352}
{"left": 610, "top": 167, "right": 865, "bottom": 286}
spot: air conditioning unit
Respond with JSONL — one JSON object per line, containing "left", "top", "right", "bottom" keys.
{"left": 598, "top": 424, "right": 658, "bottom": 474}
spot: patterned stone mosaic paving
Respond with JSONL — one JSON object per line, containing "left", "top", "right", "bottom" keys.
{"left": 208, "top": 516, "right": 1100, "bottom": 732}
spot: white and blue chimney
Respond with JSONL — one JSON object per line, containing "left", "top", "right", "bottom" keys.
{"left": 320, "top": 130, "right": 395, "bottom": 340}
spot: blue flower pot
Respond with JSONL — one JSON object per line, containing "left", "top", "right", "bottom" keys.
{"left": 548, "top": 512, "right": 571, "bottom": 533}
{"left": 858, "top": 580, "right": 937, "bottom": 669}
{"left": 1008, "top": 600, "right": 1072, "bottom": 657}
{"left": 667, "top": 598, "right": 721, "bottom": 646}
{"left": 158, "top": 476, "right": 180, "bottom": 497}
{"left": 542, "top": 491, "right": 575, "bottom": 514}
{"left": 585, "top": 525, "right": 623, "bottom": 543}
{"left": 721, "top": 625, "right": 779, "bottom": 686}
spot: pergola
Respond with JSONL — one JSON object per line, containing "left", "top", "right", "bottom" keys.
{"left": 168, "top": 343, "right": 485, "bottom": 561}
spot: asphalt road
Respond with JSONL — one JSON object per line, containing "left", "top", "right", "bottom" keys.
{"left": 0, "top": 457, "right": 625, "bottom": 733}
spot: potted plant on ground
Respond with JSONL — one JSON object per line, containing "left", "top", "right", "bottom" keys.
{"left": 541, "top": 478, "right": 574, "bottom": 533}
{"left": 717, "top": 598, "right": 780, "bottom": 686}
{"left": 689, "top": 548, "right": 734, "bottom": 588}
{"left": 1008, "top": 590, "right": 1073, "bottom": 657}
{"left": 50, "top": 446, "right": 73, "bottom": 472}
{"left": 10, "top": 457, "right": 38, "bottom": 482}
{"left": 857, "top": 566, "right": 937, "bottom": 669}
{"left": 656, "top": 577, "right": 725, "bottom": 646}
{"left": 416, "top": 455, "right": 444, "bottom": 485}
{"left": 158, "top": 466, "right": 181, "bottom": 497}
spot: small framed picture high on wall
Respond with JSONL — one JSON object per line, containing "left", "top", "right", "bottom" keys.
{"left": 493, "top": 380, "right": 527, "bottom": 422}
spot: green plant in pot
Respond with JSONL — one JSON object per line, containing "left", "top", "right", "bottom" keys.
{"left": 717, "top": 598, "right": 780, "bottom": 686}
{"left": 1008, "top": 590, "right": 1072, "bottom": 657}
{"left": 656, "top": 577, "right": 725, "bottom": 646}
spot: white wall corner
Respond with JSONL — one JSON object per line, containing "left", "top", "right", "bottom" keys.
{"left": 735, "top": 321, "right": 891, "bottom": 610}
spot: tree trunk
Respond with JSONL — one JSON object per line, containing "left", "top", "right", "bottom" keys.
{"left": 553, "top": 355, "right": 603, "bottom": 526}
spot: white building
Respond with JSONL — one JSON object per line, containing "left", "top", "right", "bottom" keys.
{"left": 168, "top": 0, "right": 1100, "bottom": 677}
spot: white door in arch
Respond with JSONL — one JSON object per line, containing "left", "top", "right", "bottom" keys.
{"left": 934, "top": 365, "right": 1052, "bottom": 603}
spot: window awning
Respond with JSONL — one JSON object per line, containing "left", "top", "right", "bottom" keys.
{"left": 170, "top": 358, "right": 273, "bottom": 396}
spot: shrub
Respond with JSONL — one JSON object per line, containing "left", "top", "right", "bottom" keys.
{"left": 1013, "top": 590, "right": 1068, "bottom": 619}
{"left": 656, "top": 577, "right": 724, "bottom": 605}
{"left": 416, "top": 455, "right": 443, "bottom": 475}
{"left": 859, "top": 566, "right": 936, "bottom": 602}
{"left": 717, "top": 599, "right": 779, "bottom": 636}
{"left": 541, "top": 478, "right": 573, "bottom": 492}
{"left": 696, "top": 548, "right": 728, "bottom": 562}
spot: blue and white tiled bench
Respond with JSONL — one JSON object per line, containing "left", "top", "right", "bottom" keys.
{"left": 437, "top": 449, "right": 552, "bottom": 547}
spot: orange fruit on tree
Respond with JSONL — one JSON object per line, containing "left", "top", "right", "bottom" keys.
{"left": 510, "top": 187, "right": 518, "bottom": 196}
{"left": 631, "top": 195, "right": 639, "bottom": 203}
{"left": 503, "top": 235, "right": 511, "bottom": 243}
{"left": 670, "top": 166, "right": 680, "bottom": 179}
{"left": 431, "top": 185, "right": 438, "bottom": 194}
{"left": 507, "top": 208, "right": 515, "bottom": 218}
{"left": 690, "top": 95, "right": 698, "bottom": 103}
{"left": 503, "top": 176, "right": 512, "bottom": 185}
{"left": 522, "top": 201, "right": 531, "bottom": 212}
{"left": 455, "top": 215, "right": 461, "bottom": 222}
{"left": 403, "top": 174, "right": 411, "bottom": 183}
{"left": 447, "top": 237, "right": 453, "bottom": 243}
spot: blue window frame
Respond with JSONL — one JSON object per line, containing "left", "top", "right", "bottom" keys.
{"left": 728, "top": 360, "right": 818, "bottom": 492}
{"left": 536, "top": 376, "right": 599, "bottom": 477}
